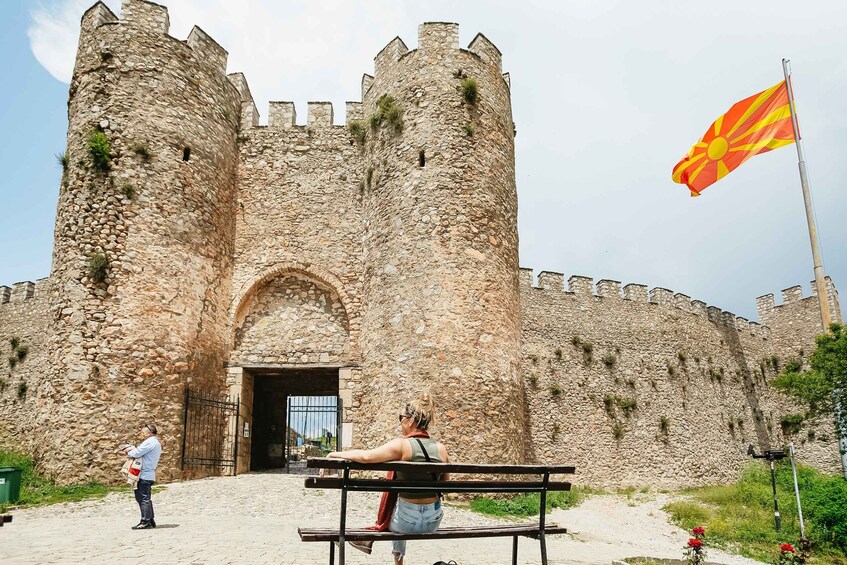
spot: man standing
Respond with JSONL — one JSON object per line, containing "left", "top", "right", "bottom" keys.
{"left": 123, "top": 424, "right": 162, "bottom": 530}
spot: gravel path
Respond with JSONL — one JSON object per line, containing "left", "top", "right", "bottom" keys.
{"left": 0, "top": 473, "right": 765, "bottom": 565}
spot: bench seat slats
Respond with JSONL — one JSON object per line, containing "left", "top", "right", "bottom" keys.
{"left": 298, "top": 524, "right": 567, "bottom": 542}
{"left": 307, "top": 458, "right": 576, "bottom": 475}
{"left": 305, "top": 477, "right": 571, "bottom": 494}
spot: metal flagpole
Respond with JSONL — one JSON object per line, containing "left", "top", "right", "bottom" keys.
{"left": 783, "top": 60, "right": 847, "bottom": 480}
{"left": 782, "top": 59, "right": 831, "bottom": 330}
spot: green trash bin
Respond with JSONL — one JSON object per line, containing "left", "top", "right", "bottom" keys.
{"left": 0, "top": 467, "right": 22, "bottom": 504}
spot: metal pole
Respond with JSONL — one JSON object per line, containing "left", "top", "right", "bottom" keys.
{"left": 770, "top": 459, "right": 781, "bottom": 531}
{"left": 788, "top": 444, "right": 806, "bottom": 539}
{"left": 782, "top": 59, "right": 846, "bottom": 480}
{"left": 782, "top": 59, "right": 831, "bottom": 331}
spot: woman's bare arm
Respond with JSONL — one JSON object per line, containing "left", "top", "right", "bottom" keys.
{"left": 327, "top": 438, "right": 405, "bottom": 464}
{"left": 438, "top": 442, "right": 450, "bottom": 481}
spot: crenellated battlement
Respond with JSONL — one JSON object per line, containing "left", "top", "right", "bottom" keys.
{"left": 756, "top": 277, "right": 841, "bottom": 324}
{"left": 520, "top": 268, "right": 774, "bottom": 336}
{"left": 244, "top": 101, "right": 366, "bottom": 130}
{"left": 0, "top": 278, "right": 49, "bottom": 305}
{"left": 369, "top": 22, "right": 509, "bottom": 89}
{"left": 80, "top": 0, "right": 230, "bottom": 78}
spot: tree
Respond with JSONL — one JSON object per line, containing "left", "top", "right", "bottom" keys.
{"left": 772, "top": 323, "right": 847, "bottom": 477}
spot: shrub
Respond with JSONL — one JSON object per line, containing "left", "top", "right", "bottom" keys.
{"left": 602, "top": 353, "right": 616, "bottom": 369}
{"left": 86, "top": 129, "right": 111, "bottom": 172}
{"left": 554, "top": 348, "right": 562, "bottom": 359}
{"left": 120, "top": 181, "right": 136, "bottom": 199}
{"left": 129, "top": 140, "right": 151, "bottom": 161}
{"left": 616, "top": 396, "right": 637, "bottom": 417}
{"left": 660, "top": 416, "right": 670, "bottom": 433}
{"left": 779, "top": 413, "right": 804, "bottom": 436}
{"left": 770, "top": 356, "right": 780, "bottom": 371}
{"left": 56, "top": 151, "right": 69, "bottom": 172}
{"left": 667, "top": 363, "right": 676, "bottom": 377}
{"left": 678, "top": 351, "right": 687, "bottom": 363}
{"left": 17, "top": 381, "right": 27, "bottom": 400}
{"left": 611, "top": 422, "right": 624, "bottom": 440}
{"left": 527, "top": 374, "right": 538, "bottom": 387}
{"left": 549, "top": 383, "right": 562, "bottom": 396}
{"left": 571, "top": 335, "right": 581, "bottom": 346}
{"left": 347, "top": 120, "right": 366, "bottom": 144}
{"left": 603, "top": 394, "right": 615, "bottom": 414}
{"left": 464, "top": 122, "right": 475, "bottom": 137}
{"left": 783, "top": 358, "right": 802, "bottom": 373}
{"left": 10, "top": 337, "right": 20, "bottom": 350}
{"left": 7, "top": 356, "right": 16, "bottom": 369}
{"left": 460, "top": 77, "right": 479, "bottom": 105}
{"left": 369, "top": 94, "right": 403, "bottom": 134}
{"left": 87, "top": 252, "right": 109, "bottom": 283}
{"left": 16, "top": 346, "right": 28, "bottom": 362}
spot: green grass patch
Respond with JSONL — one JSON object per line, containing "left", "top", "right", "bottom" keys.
{"left": 469, "top": 488, "right": 589, "bottom": 517}
{"left": 0, "top": 451, "right": 130, "bottom": 512}
{"left": 664, "top": 463, "right": 847, "bottom": 563}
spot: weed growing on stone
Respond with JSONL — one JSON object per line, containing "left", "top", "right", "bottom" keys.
{"left": 571, "top": 335, "right": 581, "bottom": 347}
{"left": 528, "top": 374, "right": 538, "bottom": 387}
{"left": 129, "top": 140, "right": 151, "bottom": 161}
{"left": 677, "top": 351, "right": 687, "bottom": 363}
{"left": 464, "top": 122, "right": 475, "bottom": 137}
{"left": 549, "top": 383, "right": 562, "bottom": 396}
{"left": 461, "top": 77, "right": 479, "bottom": 105}
{"left": 347, "top": 120, "right": 366, "bottom": 145}
{"left": 554, "top": 348, "right": 562, "bottom": 359}
{"left": 779, "top": 413, "right": 804, "bottom": 436}
{"left": 7, "top": 356, "right": 16, "bottom": 369}
{"left": 15, "top": 346, "right": 27, "bottom": 362}
{"left": 120, "top": 181, "right": 136, "bottom": 199}
{"left": 616, "top": 396, "right": 637, "bottom": 417}
{"left": 602, "top": 353, "right": 616, "bottom": 369}
{"left": 369, "top": 94, "right": 403, "bottom": 134}
{"left": 611, "top": 422, "right": 624, "bottom": 440}
{"left": 17, "top": 381, "right": 27, "bottom": 400}
{"left": 86, "top": 129, "right": 111, "bottom": 172}
{"left": 10, "top": 337, "right": 20, "bottom": 350}
{"left": 0, "top": 378, "right": 7, "bottom": 392}
{"left": 87, "top": 252, "right": 109, "bottom": 284}
{"left": 660, "top": 415, "right": 670, "bottom": 433}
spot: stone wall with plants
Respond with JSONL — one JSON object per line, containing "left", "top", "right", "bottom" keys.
{"left": 0, "top": 280, "right": 51, "bottom": 458}
{"left": 520, "top": 269, "right": 842, "bottom": 489}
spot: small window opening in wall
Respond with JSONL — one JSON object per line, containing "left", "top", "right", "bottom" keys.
{"left": 182, "top": 147, "right": 191, "bottom": 161}
{"left": 418, "top": 150, "right": 426, "bottom": 167}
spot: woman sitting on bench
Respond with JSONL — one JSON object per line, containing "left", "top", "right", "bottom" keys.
{"left": 327, "top": 391, "right": 450, "bottom": 565}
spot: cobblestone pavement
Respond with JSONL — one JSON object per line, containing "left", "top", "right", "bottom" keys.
{"left": 1, "top": 473, "right": 764, "bottom": 565}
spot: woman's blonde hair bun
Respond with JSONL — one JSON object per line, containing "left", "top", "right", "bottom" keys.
{"left": 407, "top": 391, "right": 436, "bottom": 430}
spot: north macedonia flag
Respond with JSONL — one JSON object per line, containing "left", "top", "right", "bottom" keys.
{"left": 672, "top": 81, "right": 795, "bottom": 196}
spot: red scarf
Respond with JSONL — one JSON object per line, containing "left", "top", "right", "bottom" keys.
{"left": 366, "top": 430, "right": 430, "bottom": 531}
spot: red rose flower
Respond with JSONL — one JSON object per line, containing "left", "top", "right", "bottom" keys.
{"left": 692, "top": 526, "right": 705, "bottom": 537}
{"left": 780, "top": 543, "right": 796, "bottom": 553}
{"left": 688, "top": 538, "right": 703, "bottom": 549}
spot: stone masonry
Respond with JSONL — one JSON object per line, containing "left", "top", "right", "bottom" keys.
{"left": 0, "top": 0, "right": 842, "bottom": 487}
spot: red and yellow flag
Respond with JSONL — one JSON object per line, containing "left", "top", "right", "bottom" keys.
{"left": 672, "top": 81, "right": 795, "bottom": 196}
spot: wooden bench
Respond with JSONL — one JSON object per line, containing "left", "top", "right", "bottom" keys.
{"left": 0, "top": 514, "right": 12, "bottom": 527}
{"left": 299, "top": 458, "right": 575, "bottom": 565}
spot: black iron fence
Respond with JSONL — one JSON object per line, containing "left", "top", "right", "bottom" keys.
{"left": 285, "top": 395, "right": 341, "bottom": 473}
{"left": 181, "top": 387, "right": 240, "bottom": 475}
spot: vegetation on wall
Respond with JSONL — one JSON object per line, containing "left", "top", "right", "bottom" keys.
{"left": 86, "top": 129, "right": 112, "bottom": 172}
{"left": 87, "top": 252, "right": 109, "bottom": 283}
{"left": 461, "top": 77, "right": 479, "bottom": 105}
{"left": 347, "top": 120, "right": 366, "bottom": 145}
{"left": 369, "top": 94, "right": 403, "bottom": 134}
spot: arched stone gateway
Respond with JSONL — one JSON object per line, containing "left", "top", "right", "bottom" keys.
{"left": 231, "top": 272, "right": 351, "bottom": 365}
{"left": 227, "top": 267, "right": 358, "bottom": 474}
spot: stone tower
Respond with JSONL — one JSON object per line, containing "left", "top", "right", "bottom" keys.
{"left": 357, "top": 24, "right": 525, "bottom": 463}
{"left": 44, "top": 0, "right": 240, "bottom": 480}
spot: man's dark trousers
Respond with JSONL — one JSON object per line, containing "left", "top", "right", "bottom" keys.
{"left": 135, "top": 479, "right": 155, "bottom": 524}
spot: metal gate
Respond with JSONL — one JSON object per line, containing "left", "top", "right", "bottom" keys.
{"left": 181, "top": 387, "right": 240, "bottom": 476}
{"left": 285, "top": 395, "right": 341, "bottom": 473}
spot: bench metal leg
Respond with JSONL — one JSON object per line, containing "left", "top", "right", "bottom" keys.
{"left": 539, "top": 532, "right": 548, "bottom": 565}
{"left": 329, "top": 541, "right": 335, "bottom": 565}
{"left": 512, "top": 535, "right": 518, "bottom": 565}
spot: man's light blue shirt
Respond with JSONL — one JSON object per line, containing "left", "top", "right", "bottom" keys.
{"left": 128, "top": 436, "right": 162, "bottom": 481}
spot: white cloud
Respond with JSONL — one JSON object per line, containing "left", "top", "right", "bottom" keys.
{"left": 28, "top": 0, "right": 97, "bottom": 83}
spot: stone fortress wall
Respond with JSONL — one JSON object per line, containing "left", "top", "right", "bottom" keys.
{"left": 520, "top": 271, "right": 841, "bottom": 487}
{"left": 0, "top": 0, "right": 843, "bottom": 487}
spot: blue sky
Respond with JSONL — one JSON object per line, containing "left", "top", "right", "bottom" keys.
{"left": 1, "top": 0, "right": 846, "bottom": 323}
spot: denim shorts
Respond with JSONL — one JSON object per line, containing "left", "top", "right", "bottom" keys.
{"left": 389, "top": 498, "right": 444, "bottom": 557}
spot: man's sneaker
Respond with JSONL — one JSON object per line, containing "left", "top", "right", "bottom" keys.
{"left": 150, "top": 520, "right": 156, "bottom": 528}
{"left": 348, "top": 540, "right": 373, "bottom": 555}
{"left": 131, "top": 522, "right": 153, "bottom": 530}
